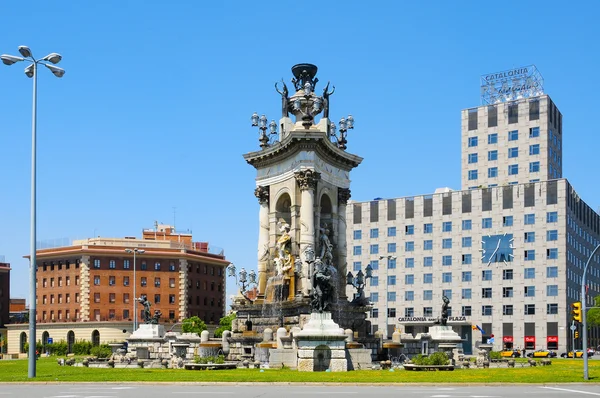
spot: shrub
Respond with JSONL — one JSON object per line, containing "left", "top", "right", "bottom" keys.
{"left": 47, "top": 340, "right": 69, "bottom": 356}
{"left": 214, "top": 313, "right": 236, "bottom": 338}
{"left": 182, "top": 316, "right": 207, "bottom": 336}
{"left": 90, "top": 344, "right": 112, "bottom": 359}
{"left": 490, "top": 351, "right": 502, "bottom": 360}
{"left": 410, "top": 352, "right": 449, "bottom": 366}
{"left": 73, "top": 340, "right": 93, "bottom": 355}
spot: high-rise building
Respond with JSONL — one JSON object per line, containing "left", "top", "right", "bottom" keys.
{"left": 348, "top": 67, "right": 600, "bottom": 354}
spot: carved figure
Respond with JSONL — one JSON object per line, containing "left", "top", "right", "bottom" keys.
{"left": 138, "top": 297, "right": 152, "bottom": 323}
{"left": 310, "top": 258, "right": 334, "bottom": 312}
{"left": 319, "top": 226, "right": 333, "bottom": 265}
{"left": 276, "top": 219, "right": 293, "bottom": 273}
{"left": 441, "top": 295, "right": 450, "bottom": 326}
{"left": 275, "top": 80, "right": 289, "bottom": 118}
{"left": 151, "top": 309, "right": 162, "bottom": 325}
{"left": 322, "top": 81, "right": 335, "bottom": 119}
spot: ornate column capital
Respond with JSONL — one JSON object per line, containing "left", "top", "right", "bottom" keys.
{"left": 338, "top": 188, "right": 351, "bottom": 205}
{"left": 254, "top": 186, "right": 269, "bottom": 204}
{"left": 295, "top": 169, "right": 321, "bottom": 191}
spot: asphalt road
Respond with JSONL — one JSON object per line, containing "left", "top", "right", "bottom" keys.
{"left": 1, "top": 384, "right": 600, "bottom": 398}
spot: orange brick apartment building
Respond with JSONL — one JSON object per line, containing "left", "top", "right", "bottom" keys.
{"left": 32, "top": 225, "right": 228, "bottom": 325}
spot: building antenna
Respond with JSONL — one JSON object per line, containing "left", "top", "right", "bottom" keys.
{"left": 173, "top": 207, "right": 177, "bottom": 231}
{"left": 154, "top": 220, "right": 158, "bottom": 240}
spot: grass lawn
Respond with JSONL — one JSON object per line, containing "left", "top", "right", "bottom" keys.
{"left": 0, "top": 357, "right": 597, "bottom": 383}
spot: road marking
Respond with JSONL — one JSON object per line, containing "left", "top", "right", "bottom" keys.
{"left": 541, "top": 387, "right": 600, "bottom": 396}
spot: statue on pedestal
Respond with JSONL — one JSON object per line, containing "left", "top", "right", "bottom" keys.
{"left": 138, "top": 297, "right": 152, "bottom": 324}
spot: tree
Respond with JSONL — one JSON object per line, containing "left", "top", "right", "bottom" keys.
{"left": 181, "top": 316, "right": 207, "bottom": 336}
{"left": 214, "top": 312, "right": 236, "bottom": 338}
{"left": 587, "top": 296, "right": 600, "bottom": 327}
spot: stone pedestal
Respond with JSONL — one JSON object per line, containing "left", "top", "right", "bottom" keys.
{"left": 129, "top": 324, "right": 165, "bottom": 339}
{"left": 294, "top": 312, "right": 348, "bottom": 372}
{"left": 476, "top": 343, "right": 493, "bottom": 368}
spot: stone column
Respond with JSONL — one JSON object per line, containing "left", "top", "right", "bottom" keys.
{"left": 295, "top": 170, "right": 320, "bottom": 296}
{"left": 178, "top": 259, "right": 188, "bottom": 320}
{"left": 337, "top": 188, "right": 351, "bottom": 299}
{"left": 79, "top": 255, "right": 90, "bottom": 321}
{"left": 255, "top": 186, "right": 270, "bottom": 295}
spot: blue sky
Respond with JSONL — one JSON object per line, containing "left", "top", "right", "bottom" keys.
{"left": 1, "top": 1, "right": 599, "bottom": 304}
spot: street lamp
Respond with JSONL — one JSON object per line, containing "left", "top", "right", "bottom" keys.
{"left": 125, "top": 248, "right": 145, "bottom": 330}
{"left": 227, "top": 264, "right": 257, "bottom": 302}
{"left": 1, "top": 45, "right": 65, "bottom": 379}
{"left": 379, "top": 255, "right": 397, "bottom": 341}
{"left": 329, "top": 115, "right": 354, "bottom": 150}
{"left": 346, "top": 263, "right": 373, "bottom": 306}
{"left": 251, "top": 112, "right": 278, "bottom": 149}
{"left": 581, "top": 243, "right": 600, "bottom": 380}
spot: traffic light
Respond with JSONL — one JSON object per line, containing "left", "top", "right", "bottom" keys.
{"left": 575, "top": 331, "right": 580, "bottom": 339}
{"left": 572, "top": 302, "right": 583, "bottom": 323}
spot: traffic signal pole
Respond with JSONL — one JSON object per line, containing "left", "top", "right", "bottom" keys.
{"left": 581, "top": 244, "right": 600, "bottom": 381}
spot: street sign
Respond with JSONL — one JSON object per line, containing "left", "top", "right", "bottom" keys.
{"left": 47, "top": 338, "right": 53, "bottom": 344}
{"left": 570, "top": 325, "right": 577, "bottom": 331}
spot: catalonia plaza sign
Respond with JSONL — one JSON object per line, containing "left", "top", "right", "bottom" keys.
{"left": 398, "top": 316, "right": 468, "bottom": 323}
{"left": 480, "top": 65, "right": 544, "bottom": 105}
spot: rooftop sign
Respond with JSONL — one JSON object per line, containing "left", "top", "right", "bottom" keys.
{"left": 480, "top": 65, "right": 544, "bottom": 104}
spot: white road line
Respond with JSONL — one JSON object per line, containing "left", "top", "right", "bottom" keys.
{"left": 541, "top": 387, "right": 600, "bottom": 396}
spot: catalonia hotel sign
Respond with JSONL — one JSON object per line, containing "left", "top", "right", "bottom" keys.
{"left": 480, "top": 65, "right": 544, "bottom": 105}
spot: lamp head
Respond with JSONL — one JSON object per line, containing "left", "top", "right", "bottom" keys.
{"left": 45, "top": 64, "right": 65, "bottom": 78}
{"left": 125, "top": 249, "right": 133, "bottom": 254}
{"left": 137, "top": 249, "right": 145, "bottom": 254}
{"left": 18, "top": 46, "right": 32, "bottom": 58}
{"left": 42, "top": 53, "right": 62, "bottom": 64}
{"left": 0, "top": 54, "right": 24, "bottom": 65}
{"left": 251, "top": 112, "right": 259, "bottom": 127}
{"left": 24, "top": 64, "right": 34, "bottom": 78}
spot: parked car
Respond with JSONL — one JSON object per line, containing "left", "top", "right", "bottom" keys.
{"left": 500, "top": 349, "right": 521, "bottom": 358}
{"left": 561, "top": 350, "right": 584, "bottom": 358}
{"left": 588, "top": 348, "right": 596, "bottom": 355}
{"left": 527, "top": 349, "right": 557, "bottom": 358}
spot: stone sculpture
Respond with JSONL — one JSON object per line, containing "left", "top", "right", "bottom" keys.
{"left": 441, "top": 295, "right": 450, "bottom": 326}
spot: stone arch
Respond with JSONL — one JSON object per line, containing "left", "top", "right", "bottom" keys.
{"left": 19, "top": 332, "right": 27, "bottom": 353}
{"left": 91, "top": 330, "right": 100, "bottom": 346}
{"left": 275, "top": 191, "right": 292, "bottom": 226}
{"left": 42, "top": 331, "right": 50, "bottom": 349}
{"left": 67, "top": 330, "right": 75, "bottom": 353}
{"left": 313, "top": 345, "right": 332, "bottom": 371}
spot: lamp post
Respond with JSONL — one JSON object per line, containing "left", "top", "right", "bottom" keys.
{"left": 581, "top": 243, "right": 600, "bottom": 380}
{"left": 125, "top": 248, "right": 145, "bottom": 331}
{"left": 251, "top": 112, "right": 278, "bottom": 149}
{"left": 346, "top": 263, "right": 373, "bottom": 307}
{"left": 1, "top": 46, "right": 65, "bottom": 379}
{"left": 379, "top": 255, "right": 397, "bottom": 341}
{"left": 227, "top": 264, "right": 258, "bottom": 302}
{"left": 328, "top": 115, "right": 354, "bottom": 150}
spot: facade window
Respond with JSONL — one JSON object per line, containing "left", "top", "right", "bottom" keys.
{"left": 462, "top": 288, "right": 472, "bottom": 299}
{"left": 547, "top": 304, "right": 558, "bottom": 314}
{"left": 547, "top": 285, "right": 558, "bottom": 296}
{"left": 524, "top": 214, "right": 535, "bottom": 225}
{"left": 140, "top": 262, "right": 147, "bottom": 270}
{"left": 524, "top": 250, "right": 536, "bottom": 261}
{"left": 370, "top": 293, "right": 379, "bottom": 302}
{"left": 442, "top": 255, "right": 452, "bottom": 266}
{"left": 169, "top": 262, "right": 176, "bottom": 271}
{"left": 488, "top": 167, "right": 498, "bottom": 178}
{"left": 529, "top": 161, "right": 540, "bottom": 172}
{"left": 462, "top": 306, "right": 472, "bottom": 316}
{"left": 529, "top": 127, "right": 540, "bottom": 137}
{"left": 442, "top": 221, "right": 452, "bottom": 232}
{"left": 94, "top": 293, "right": 100, "bottom": 303}
{"left": 370, "top": 277, "right": 379, "bottom": 287}
{"left": 353, "top": 261, "right": 361, "bottom": 272}
{"left": 423, "top": 240, "right": 433, "bottom": 250}
{"left": 405, "top": 225, "right": 414, "bottom": 235}
{"left": 482, "top": 270, "right": 492, "bottom": 281}
{"left": 169, "top": 294, "right": 176, "bottom": 304}
{"left": 488, "top": 150, "right": 498, "bottom": 161}
{"left": 169, "top": 278, "right": 176, "bottom": 288}
{"left": 468, "top": 153, "right": 478, "bottom": 164}
{"left": 468, "top": 137, "right": 478, "bottom": 147}
{"left": 388, "top": 308, "right": 396, "bottom": 318}
{"left": 154, "top": 262, "right": 161, "bottom": 271}
{"left": 387, "top": 275, "right": 396, "bottom": 286}
{"left": 529, "top": 144, "right": 540, "bottom": 155}
{"left": 423, "top": 273, "right": 433, "bottom": 284}
{"left": 370, "top": 228, "right": 379, "bottom": 238}
{"left": 424, "top": 223, "right": 433, "bottom": 233}
{"left": 387, "top": 243, "right": 396, "bottom": 253}
{"left": 109, "top": 293, "right": 115, "bottom": 303}
{"left": 503, "top": 216, "right": 513, "bottom": 227}
{"left": 462, "top": 254, "right": 472, "bottom": 265}
{"left": 547, "top": 248, "right": 558, "bottom": 259}
{"left": 405, "top": 291, "right": 414, "bottom": 301}
{"left": 462, "top": 237, "right": 472, "bottom": 247}
{"left": 508, "top": 147, "right": 518, "bottom": 158}
{"left": 141, "top": 277, "right": 147, "bottom": 287}
{"left": 123, "top": 293, "right": 130, "bottom": 304}
{"left": 488, "top": 133, "right": 498, "bottom": 144}
{"left": 525, "top": 304, "right": 536, "bottom": 315}
{"left": 109, "top": 260, "right": 116, "bottom": 269}
{"left": 462, "top": 271, "right": 472, "bottom": 282}
{"left": 405, "top": 258, "right": 414, "bottom": 268}
{"left": 482, "top": 305, "right": 493, "bottom": 316}
{"left": 423, "top": 307, "right": 433, "bottom": 317}
{"left": 462, "top": 220, "right": 472, "bottom": 230}
{"left": 353, "top": 246, "right": 361, "bottom": 256}
{"left": 524, "top": 231, "right": 535, "bottom": 242}
{"left": 124, "top": 259, "right": 130, "bottom": 269}
{"left": 404, "top": 242, "right": 414, "bottom": 252}
{"left": 468, "top": 108, "right": 478, "bottom": 130}
{"left": 547, "top": 266, "right": 558, "bottom": 278}
{"left": 508, "top": 103, "right": 518, "bottom": 123}
{"left": 353, "top": 230, "right": 362, "bottom": 240}
{"left": 109, "top": 276, "right": 115, "bottom": 286}
{"left": 468, "top": 170, "right": 478, "bottom": 180}
{"left": 547, "top": 230, "right": 558, "bottom": 241}
{"left": 370, "top": 260, "right": 379, "bottom": 270}
{"left": 508, "top": 164, "right": 519, "bottom": 175}
{"left": 442, "top": 272, "right": 452, "bottom": 283}
{"left": 524, "top": 268, "right": 535, "bottom": 279}
{"left": 482, "top": 218, "right": 492, "bottom": 229}
{"left": 423, "top": 256, "right": 433, "bottom": 267}
{"left": 94, "top": 259, "right": 101, "bottom": 269}
{"left": 503, "top": 305, "right": 513, "bottom": 316}
{"left": 387, "top": 258, "right": 396, "bottom": 269}
{"left": 482, "top": 288, "right": 493, "bottom": 298}
{"left": 547, "top": 211, "right": 558, "bottom": 223}
{"left": 405, "top": 274, "right": 414, "bottom": 285}
{"left": 423, "top": 290, "right": 433, "bottom": 300}
{"left": 442, "top": 239, "right": 452, "bottom": 249}
{"left": 503, "top": 287, "right": 513, "bottom": 298}
{"left": 154, "top": 278, "right": 161, "bottom": 287}
{"left": 370, "top": 244, "right": 379, "bottom": 254}
{"left": 94, "top": 276, "right": 100, "bottom": 285}
{"left": 403, "top": 308, "right": 412, "bottom": 317}
{"left": 387, "top": 227, "right": 396, "bottom": 237}
{"left": 524, "top": 286, "right": 535, "bottom": 297}
{"left": 508, "top": 130, "right": 518, "bottom": 141}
